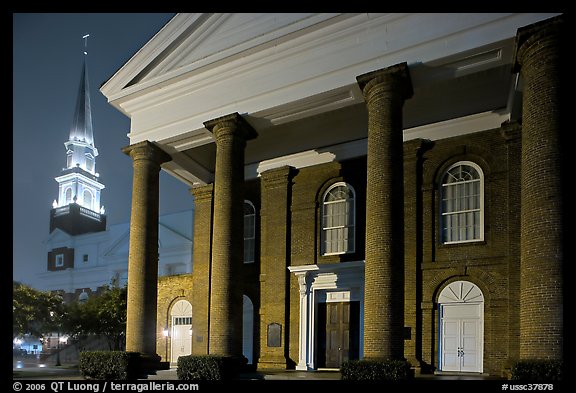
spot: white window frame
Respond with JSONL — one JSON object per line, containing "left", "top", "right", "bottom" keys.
{"left": 321, "top": 182, "right": 356, "bottom": 256}
{"left": 440, "top": 161, "right": 484, "bottom": 244}
{"left": 55, "top": 253, "right": 64, "bottom": 268}
{"left": 244, "top": 200, "right": 256, "bottom": 264}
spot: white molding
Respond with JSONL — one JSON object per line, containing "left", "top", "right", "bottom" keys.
{"left": 102, "top": 13, "right": 559, "bottom": 149}
{"left": 403, "top": 110, "right": 509, "bottom": 142}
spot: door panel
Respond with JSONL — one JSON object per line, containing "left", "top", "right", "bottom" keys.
{"left": 441, "top": 320, "right": 460, "bottom": 371}
{"left": 460, "top": 319, "right": 480, "bottom": 372}
{"left": 171, "top": 324, "right": 191, "bottom": 362}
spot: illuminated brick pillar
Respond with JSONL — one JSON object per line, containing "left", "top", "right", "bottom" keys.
{"left": 204, "top": 113, "right": 257, "bottom": 357}
{"left": 258, "top": 166, "right": 292, "bottom": 369}
{"left": 122, "top": 141, "right": 171, "bottom": 358}
{"left": 514, "top": 15, "right": 564, "bottom": 360}
{"left": 190, "top": 184, "right": 214, "bottom": 355}
{"left": 356, "top": 63, "right": 413, "bottom": 360}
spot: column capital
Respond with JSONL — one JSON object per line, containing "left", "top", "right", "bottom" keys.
{"left": 356, "top": 62, "right": 413, "bottom": 103}
{"left": 513, "top": 14, "right": 564, "bottom": 73}
{"left": 191, "top": 183, "right": 214, "bottom": 202}
{"left": 499, "top": 121, "right": 522, "bottom": 142}
{"left": 261, "top": 165, "right": 292, "bottom": 188}
{"left": 121, "top": 140, "right": 172, "bottom": 165}
{"left": 203, "top": 112, "right": 258, "bottom": 143}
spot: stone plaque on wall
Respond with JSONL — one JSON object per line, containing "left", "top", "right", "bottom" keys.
{"left": 267, "top": 323, "right": 282, "bottom": 347}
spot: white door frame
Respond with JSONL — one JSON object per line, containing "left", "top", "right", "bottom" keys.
{"left": 438, "top": 280, "right": 484, "bottom": 373}
{"left": 288, "top": 261, "right": 364, "bottom": 370}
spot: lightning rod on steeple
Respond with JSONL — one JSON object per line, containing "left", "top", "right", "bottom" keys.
{"left": 82, "top": 34, "right": 90, "bottom": 55}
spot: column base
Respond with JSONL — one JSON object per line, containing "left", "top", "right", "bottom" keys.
{"left": 257, "top": 355, "right": 289, "bottom": 370}
{"left": 137, "top": 353, "right": 169, "bottom": 377}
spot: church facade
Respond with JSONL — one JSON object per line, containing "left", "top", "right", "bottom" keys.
{"left": 100, "top": 13, "right": 564, "bottom": 376}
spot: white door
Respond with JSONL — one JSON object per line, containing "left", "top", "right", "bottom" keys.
{"left": 438, "top": 281, "right": 484, "bottom": 373}
{"left": 170, "top": 300, "right": 192, "bottom": 363}
{"left": 171, "top": 320, "right": 192, "bottom": 362}
{"left": 440, "top": 304, "right": 482, "bottom": 373}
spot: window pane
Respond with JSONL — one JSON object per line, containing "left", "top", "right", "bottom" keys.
{"left": 441, "top": 163, "right": 482, "bottom": 243}
{"left": 322, "top": 184, "right": 355, "bottom": 254}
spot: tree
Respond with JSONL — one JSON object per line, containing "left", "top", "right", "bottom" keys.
{"left": 60, "top": 285, "right": 127, "bottom": 350}
{"left": 13, "top": 281, "right": 63, "bottom": 339}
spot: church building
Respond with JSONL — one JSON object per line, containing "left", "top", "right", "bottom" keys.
{"left": 100, "top": 13, "right": 564, "bottom": 376}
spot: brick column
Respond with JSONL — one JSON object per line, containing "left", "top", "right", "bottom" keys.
{"left": 258, "top": 166, "right": 292, "bottom": 369}
{"left": 190, "top": 184, "right": 214, "bottom": 355}
{"left": 356, "top": 63, "right": 413, "bottom": 360}
{"left": 204, "top": 113, "right": 257, "bottom": 357}
{"left": 513, "top": 15, "right": 563, "bottom": 360}
{"left": 122, "top": 141, "right": 171, "bottom": 359}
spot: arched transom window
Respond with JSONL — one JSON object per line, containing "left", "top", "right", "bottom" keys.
{"left": 440, "top": 161, "right": 484, "bottom": 244}
{"left": 322, "top": 182, "right": 355, "bottom": 255}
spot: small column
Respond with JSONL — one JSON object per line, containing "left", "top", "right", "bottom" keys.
{"left": 356, "top": 63, "right": 413, "bottom": 360}
{"left": 204, "top": 113, "right": 257, "bottom": 357}
{"left": 513, "top": 15, "right": 563, "bottom": 360}
{"left": 122, "top": 141, "right": 171, "bottom": 359}
{"left": 295, "top": 272, "right": 309, "bottom": 370}
{"left": 190, "top": 184, "right": 214, "bottom": 355}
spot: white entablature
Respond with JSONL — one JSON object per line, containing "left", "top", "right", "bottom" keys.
{"left": 101, "top": 13, "right": 560, "bottom": 187}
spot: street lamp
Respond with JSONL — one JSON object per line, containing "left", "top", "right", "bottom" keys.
{"left": 50, "top": 311, "right": 61, "bottom": 367}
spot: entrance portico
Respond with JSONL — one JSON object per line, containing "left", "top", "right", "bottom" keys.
{"left": 289, "top": 261, "right": 364, "bottom": 370}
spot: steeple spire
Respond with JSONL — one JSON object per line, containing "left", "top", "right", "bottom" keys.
{"left": 50, "top": 34, "right": 106, "bottom": 235}
{"left": 69, "top": 34, "right": 94, "bottom": 147}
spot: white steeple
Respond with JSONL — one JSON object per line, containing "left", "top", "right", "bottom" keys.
{"left": 53, "top": 34, "right": 105, "bottom": 214}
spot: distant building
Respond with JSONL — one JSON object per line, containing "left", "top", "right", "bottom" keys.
{"left": 101, "top": 13, "right": 564, "bottom": 376}
{"left": 39, "top": 209, "right": 193, "bottom": 303}
{"left": 38, "top": 44, "right": 194, "bottom": 304}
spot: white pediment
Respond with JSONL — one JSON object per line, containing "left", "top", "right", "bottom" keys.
{"left": 158, "top": 221, "right": 192, "bottom": 250}
{"left": 46, "top": 228, "right": 72, "bottom": 243}
{"left": 101, "top": 13, "right": 341, "bottom": 102}
{"left": 158, "top": 210, "right": 193, "bottom": 249}
{"left": 103, "top": 227, "right": 130, "bottom": 258}
{"left": 141, "top": 13, "right": 330, "bottom": 82}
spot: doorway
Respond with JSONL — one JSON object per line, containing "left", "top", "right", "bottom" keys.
{"left": 438, "top": 281, "right": 484, "bottom": 373}
{"left": 170, "top": 299, "right": 192, "bottom": 363}
{"left": 316, "top": 301, "right": 360, "bottom": 368}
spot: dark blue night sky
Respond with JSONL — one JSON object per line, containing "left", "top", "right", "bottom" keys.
{"left": 13, "top": 13, "right": 193, "bottom": 285}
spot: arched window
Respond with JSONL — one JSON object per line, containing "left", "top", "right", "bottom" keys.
{"left": 322, "top": 182, "right": 355, "bottom": 255}
{"left": 440, "top": 161, "right": 484, "bottom": 244}
{"left": 244, "top": 200, "right": 256, "bottom": 263}
{"left": 64, "top": 188, "right": 73, "bottom": 205}
{"left": 83, "top": 189, "right": 93, "bottom": 210}
{"left": 85, "top": 153, "right": 94, "bottom": 172}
